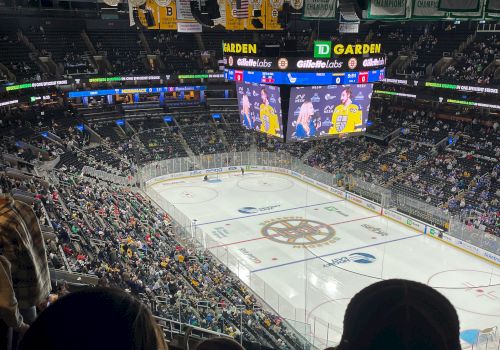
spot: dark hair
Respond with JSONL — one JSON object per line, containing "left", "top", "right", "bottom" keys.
{"left": 260, "top": 88, "right": 268, "bottom": 98}
{"left": 195, "top": 337, "right": 245, "bottom": 350}
{"left": 19, "top": 287, "right": 167, "bottom": 350}
{"left": 336, "top": 279, "right": 460, "bottom": 350}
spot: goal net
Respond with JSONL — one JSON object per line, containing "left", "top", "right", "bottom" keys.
{"left": 204, "top": 173, "right": 221, "bottom": 182}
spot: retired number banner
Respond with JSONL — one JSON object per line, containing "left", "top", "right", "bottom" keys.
{"left": 486, "top": 0, "right": 500, "bottom": 14}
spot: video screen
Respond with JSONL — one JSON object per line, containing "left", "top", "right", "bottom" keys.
{"left": 236, "top": 81, "right": 283, "bottom": 138}
{"left": 286, "top": 84, "right": 373, "bottom": 141}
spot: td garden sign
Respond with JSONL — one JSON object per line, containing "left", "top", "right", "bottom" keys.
{"left": 314, "top": 41, "right": 383, "bottom": 58}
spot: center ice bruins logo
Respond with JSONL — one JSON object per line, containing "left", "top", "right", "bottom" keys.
{"left": 260, "top": 217, "right": 339, "bottom": 248}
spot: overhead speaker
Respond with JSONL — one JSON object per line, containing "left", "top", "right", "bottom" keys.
{"left": 251, "top": 18, "right": 263, "bottom": 28}
{"left": 278, "top": 2, "right": 290, "bottom": 28}
{"left": 144, "top": 9, "right": 156, "bottom": 26}
{"left": 132, "top": 8, "right": 156, "bottom": 27}
{"left": 190, "top": 0, "right": 215, "bottom": 27}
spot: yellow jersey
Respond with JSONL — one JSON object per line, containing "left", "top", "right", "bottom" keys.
{"left": 328, "top": 103, "right": 362, "bottom": 135}
{"left": 260, "top": 104, "right": 280, "bottom": 136}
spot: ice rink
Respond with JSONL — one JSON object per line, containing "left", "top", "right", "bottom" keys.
{"left": 149, "top": 171, "right": 500, "bottom": 348}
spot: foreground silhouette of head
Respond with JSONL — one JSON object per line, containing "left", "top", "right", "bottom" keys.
{"left": 196, "top": 337, "right": 245, "bottom": 350}
{"left": 19, "top": 287, "right": 167, "bottom": 350}
{"left": 335, "top": 279, "right": 460, "bottom": 350}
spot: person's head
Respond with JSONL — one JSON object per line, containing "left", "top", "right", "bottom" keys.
{"left": 195, "top": 337, "right": 244, "bottom": 350}
{"left": 260, "top": 88, "right": 269, "bottom": 104}
{"left": 298, "top": 101, "right": 314, "bottom": 125}
{"left": 20, "top": 287, "right": 167, "bottom": 350}
{"left": 336, "top": 279, "right": 460, "bottom": 350}
{"left": 241, "top": 94, "right": 250, "bottom": 112}
{"left": 340, "top": 87, "right": 352, "bottom": 106}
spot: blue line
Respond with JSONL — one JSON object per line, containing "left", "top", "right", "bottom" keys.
{"left": 196, "top": 199, "right": 345, "bottom": 226}
{"left": 250, "top": 233, "right": 422, "bottom": 273}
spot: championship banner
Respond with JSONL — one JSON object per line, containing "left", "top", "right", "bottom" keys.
{"left": 411, "top": 0, "right": 446, "bottom": 18}
{"left": 302, "top": 0, "right": 337, "bottom": 20}
{"left": 449, "top": 0, "right": 484, "bottom": 17}
{"left": 438, "top": 0, "right": 480, "bottom": 11}
{"left": 367, "top": 0, "right": 408, "bottom": 19}
{"left": 487, "top": 0, "right": 500, "bottom": 13}
{"left": 176, "top": 0, "right": 203, "bottom": 32}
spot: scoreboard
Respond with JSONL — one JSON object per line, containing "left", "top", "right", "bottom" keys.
{"left": 225, "top": 68, "right": 384, "bottom": 86}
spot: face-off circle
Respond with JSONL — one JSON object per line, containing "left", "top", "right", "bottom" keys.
{"left": 160, "top": 185, "right": 219, "bottom": 204}
{"left": 427, "top": 269, "right": 500, "bottom": 317}
{"left": 237, "top": 176, "right": 294, "bottom": 192}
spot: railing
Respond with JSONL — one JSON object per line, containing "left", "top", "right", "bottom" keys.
{"left": 154, "top": 316, "right": 233, "bottom": 344}
{"left": 81, "top": 165, "right": 132, "bottom": 186}
{"left": 139, "top": 151, "right": 499, "bottom": 348}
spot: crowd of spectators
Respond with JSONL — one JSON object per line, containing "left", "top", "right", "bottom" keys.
{"left": 440, "top": 34, "right": 498, "bottom": 84}
{"left": 0, "top": 94, "right": 498, "bottom": 350}
{"left": 0, "top": 143, "right": 307, "bottom": 349}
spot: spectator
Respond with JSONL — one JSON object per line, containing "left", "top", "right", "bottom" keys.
{"left": 0, "top": 195, "right": 51, "bottom": 347}
{"left": 19, "top": 287, "right": 167, "bottom": 350}
{"left": 195, "top": 337, "right": 245, "bottom": 350}
{"left": 335, "top": 279, "right": 460, "bottom": 350}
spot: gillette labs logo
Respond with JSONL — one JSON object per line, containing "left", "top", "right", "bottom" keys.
{"left": 296, "top": 59, "right": 343, "bottom": 69}
{"left": 236, "top": 58, "right": 273, "bottom": 68}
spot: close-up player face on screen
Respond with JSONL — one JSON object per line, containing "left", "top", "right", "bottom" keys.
{"left": 340, "top": 88, "right": 352, "bottom": 106}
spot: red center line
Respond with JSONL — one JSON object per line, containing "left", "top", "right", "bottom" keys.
{"left": 206, "top": 214, "right": 380, "bottom": 249}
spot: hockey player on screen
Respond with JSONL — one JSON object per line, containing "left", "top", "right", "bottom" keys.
{"left": 328, "top": 86, "right": 363, "bottom": 135}
{"left": 259, "top": 88, "right": 281, "bottom": 137}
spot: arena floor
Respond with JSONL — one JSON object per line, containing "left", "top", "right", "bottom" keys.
{"left": 149, "top": 172, "right": 500, "bottom": 348}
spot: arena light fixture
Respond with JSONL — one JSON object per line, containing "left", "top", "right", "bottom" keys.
{"left": 103, "top": 0, "right": 120, "bottom": 6}
{"left": 129, "top": 0, "right": 146, "bottom": 7}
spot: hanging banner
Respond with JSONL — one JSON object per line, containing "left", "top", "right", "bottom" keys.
{"left": 225, "top": 0, "right": 246, "bottom": 30}
{"left": 411, "top": 0, "right": 447, "bottom": 18}
{"left": 177, "top": 22, "right": 203, "bottom": 32}
{"left": 246, "top": 0, "right": 266, "bottom": 30}
{"left": 129, "top": 1, "right": 136, "bottom": 26}
{"left": 139, "top": 0, "right": 177, "bottom": 29}
{"left": 264, "top": 0, "right": 283, "bottom": 29}
{"left": 439, "top": 0, "right": 480, "bottom": 11}
{"left": 487, "top": 0, "right": 500, "bottom": 14}
{"left": 450, "top": 0, "right": 484, "bottom": 17}
{"left": 367, "top": 0, "right": 408, "bottom": 19}
{"left": 176, "top": 0, "right": 202, "bottom": 32}
{"left": 215, "top": 0, "right": 227, "bottom": 27}
{"left": 302, "top": 0, "right": 336, "bottom": 19}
